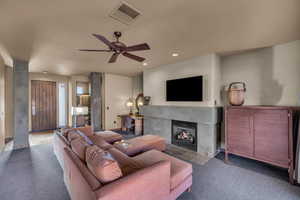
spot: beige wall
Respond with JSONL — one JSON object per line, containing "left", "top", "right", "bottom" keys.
{"left": 5, "top": 66, "right": 13, "bottom": 139}
{"left": 221, "top": 40, "right": 300, "bottom": 106}
{"left": 0, "top": 57, "right": 5, "bottom": 150}
{"left": 143, "top": 54, "right": 221, "bottom": 107}
{"left": 104, "top": 73, "right": 132, "bottom": 130}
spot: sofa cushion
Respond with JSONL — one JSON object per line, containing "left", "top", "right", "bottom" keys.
{"left": 71, "top": 138, "right": 91, "bottom": 161}
{"left": 64, "top": 147, "right": 102, "bottom": 191}
{"left": 68, "top": 130, "right": 81, "bottom": 141}
{"left": 107, "top": 148, "right": 144, "bottom": 176}
{"left": 113, "top": 135, "right": 166, "bottom": 156}
{"left": 76, "top": 130, "right": 94, "bottom": 145}
{"left": 133, "top": 150, "right": 192, "bottom": 190}
{"left": 94, "top": 131, "right": 123, "bottom": 143}
{"left": 56, "top": 132, "right": 70, "bottom": 146}
{"left": 61, "top": 128, "right": 72, "bottom": 138}
{"left": 86, "top": 145, "right": 123, "bottom": 184}
{"left": 64, "top": 126, "right": 93, "bottom": 140}
{"left": 76, "top": 126, "right": 93, "bottom": 137}
{"left": 88, "top": 135, "right": 113, "bottom": 150}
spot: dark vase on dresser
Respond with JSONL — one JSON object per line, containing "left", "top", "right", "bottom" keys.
{"left": 225, "top": 106, "right": 295, "bottom": 184}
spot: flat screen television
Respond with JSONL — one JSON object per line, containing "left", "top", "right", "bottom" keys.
{"left": 166, "top": 76, "right": 203, "bottom": 101}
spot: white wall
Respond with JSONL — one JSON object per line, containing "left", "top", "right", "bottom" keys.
{"left": 221, "top": 40, "right": 300, "bottom": 106}
{"left": 212, "top": 54, "right": 221, "bottom": 106}
{"left": 143, "top": 54, "right": 221, "bottom": 107}
{"left": 104, "top": 73, "right": 132, "bottom": 130}
{"left": 272, "top": 40, "right": 300, "bottom": 105}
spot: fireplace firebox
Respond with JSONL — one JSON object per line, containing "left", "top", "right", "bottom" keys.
{"left": 171, "top": 120, "right": 197, "bottom": 151}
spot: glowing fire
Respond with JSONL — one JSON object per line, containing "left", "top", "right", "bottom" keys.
{"left": 176, "top": 130, "right": 194, "bottom": 143}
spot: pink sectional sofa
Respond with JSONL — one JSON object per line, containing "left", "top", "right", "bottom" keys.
{"left": 53, "top": 126, "right": 192, "bottom": 200}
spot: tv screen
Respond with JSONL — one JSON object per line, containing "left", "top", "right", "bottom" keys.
{"left": 166, "top": 76, "right": 203, "bottom": 101}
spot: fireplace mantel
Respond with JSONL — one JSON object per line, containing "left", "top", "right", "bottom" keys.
{"left": 140, "top": 105, "right": 222, "bottom": 157}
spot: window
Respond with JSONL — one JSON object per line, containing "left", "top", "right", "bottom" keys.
{"left": 58, "top": 83, "right": 67, "bottom": 127}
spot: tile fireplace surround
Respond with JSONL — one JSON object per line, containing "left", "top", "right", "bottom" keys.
{"left": 141, "top": 105, "right": 222, "bottom": 157}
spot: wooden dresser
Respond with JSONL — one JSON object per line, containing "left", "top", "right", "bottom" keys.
{"left": 225, "top": 106, "right": 294, "bottom": 183}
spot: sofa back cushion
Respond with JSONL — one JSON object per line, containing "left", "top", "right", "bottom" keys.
{"left": 86, "top": 145, "right": 123, "bottom": 184}
{"left": 64, "top": 126, "right": 93, "bottom": 141}
{"left": 107, "top": 148, "right": 144, "bottom": 176}
{"left": 64, "top": 147, "right": 102, "bottom": 191}
{"left": 61, "top": 128, "right": 73, "bottom": 138}
{"left": 68, "top": 130, "right": 81, "bottom": 141}
{"left": 71, "top": 138, "right": 91, "bottom": 161}
{"left": 76, "top": 130, "right": 94, "bottom": 145}
{"left": 76, "top": 126, "right": 93, "bottom": 137}
{"left": 88, "top": 135, "right": 112, "bottom": 150}
{"left": 67, "top": 129, "right": 94, "bottom": 144}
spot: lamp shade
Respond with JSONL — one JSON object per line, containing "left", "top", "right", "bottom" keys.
{"left": 125, "top": 99, "right": 134, "bottom": 108}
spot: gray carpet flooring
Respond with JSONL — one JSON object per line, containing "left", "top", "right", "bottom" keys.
{"left": 0, "top": 144, "right": 300, "bottom": 200}
{"left": 0, "top": 144, "right": 70, "bottom": 200}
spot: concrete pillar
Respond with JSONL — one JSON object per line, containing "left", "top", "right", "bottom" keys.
{"left": 0, "top": 58, "right": 5, "bottom": 151}
{"left": 13, "top": 59, "right": 29, "bottom": 150}
{"left": 90, "top": 72, "right": 103, "bottom": 131}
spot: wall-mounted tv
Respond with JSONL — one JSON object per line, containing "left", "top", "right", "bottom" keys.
{"left": 166, "top": 76, "right": 203, "bottom": 101}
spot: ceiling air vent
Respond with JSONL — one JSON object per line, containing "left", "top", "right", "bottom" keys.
{"left": 110, "top": 2, "right": 141, "bottom": 25}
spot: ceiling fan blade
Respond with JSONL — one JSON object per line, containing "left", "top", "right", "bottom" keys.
{"left": 122, "top": 52, "right": 145, "bottom": 62}
{"left": 125, "top": 43, "right": 150, "bottom": 52}
{"left": 109, "top": 53, "right": 120, "bottom": 63}
{"left": 79, "top": 49, "right": 112, "bottom": 52}
{"left": 92, "top": 34, "right": 116, "bottom": 49}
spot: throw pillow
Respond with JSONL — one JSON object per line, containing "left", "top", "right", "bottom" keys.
{"left": 86, "top": 145, "right": 123, "bottom": 183}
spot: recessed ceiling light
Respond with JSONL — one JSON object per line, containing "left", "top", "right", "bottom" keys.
{"left": 143, "top": 62, "right": 148, "bottom": 66}
{"left": 42, "top": 71, "right": 48, "bottom": 74}
{"left": 172, "top": 53, "right": 179, "bottom": 57}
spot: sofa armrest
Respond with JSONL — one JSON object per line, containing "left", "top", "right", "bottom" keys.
{"left": 95, "top": 160, "right": 171, "bottom": 200}
{"left": 53, "top": 132, "right": 70, "bottom": 168}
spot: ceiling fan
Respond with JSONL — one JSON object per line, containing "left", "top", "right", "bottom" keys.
{"left": 79, "top": 31, "right": 150, "bottom": 63}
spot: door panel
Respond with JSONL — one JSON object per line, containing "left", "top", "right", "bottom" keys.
{"left": 254, "top": 110, "right": 289, "bottom": 166}
{"left": 227, "top": 109, "right": 253, "bottom": 156}
{"left": 104, "top": 74, "right": 132, "bottom": 130}
{"left": 32, "top": 80, "right": 57, "bottom": 131}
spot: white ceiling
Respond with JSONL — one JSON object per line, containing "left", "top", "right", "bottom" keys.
{"left": 0, "top": 0, "right": 299, "bottom": 76}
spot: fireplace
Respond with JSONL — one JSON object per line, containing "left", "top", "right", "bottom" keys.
{"left": 172, "top": 120, "right": 197, "bottom": 151}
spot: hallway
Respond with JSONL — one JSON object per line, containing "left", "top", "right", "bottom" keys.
{"left": 4, "top": 131, "right": 54, "bottom": 151}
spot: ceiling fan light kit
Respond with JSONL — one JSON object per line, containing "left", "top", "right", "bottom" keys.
{"left": 79, "top": 31, "right": 150, "bottom": 63}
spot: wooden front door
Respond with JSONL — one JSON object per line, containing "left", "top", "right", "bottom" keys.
{"left": 31, "top": 80, "right": 57, "bottom": 132}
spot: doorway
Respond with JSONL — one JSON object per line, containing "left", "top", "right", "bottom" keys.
{"left": 31, "top": 80, "right": 57, "bottom": 132}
